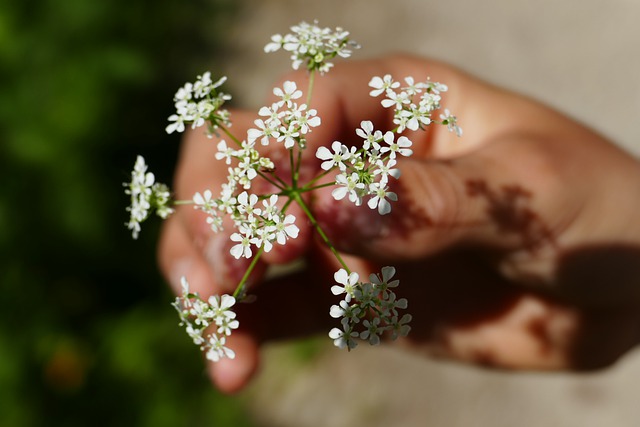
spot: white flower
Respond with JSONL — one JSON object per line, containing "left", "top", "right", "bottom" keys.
{"left": 370, "top": 266, "right": 399, "bottom": 292}
{"left": 390, "top": 314, "right": 412, "bottom": 340}
{"left": 266, "top": 22, "right": 359, "bottom": 73}
{"left": 381, "top": 89, "right": 410, "bottom": 110}
{"left": 332, "top": 172, "right": 365, "bottom": 205}
{"left": 367, "top": 183, "right": 397, "bottom": 215}
{"left": 368, "top": 74, "right": 400, "bottom": 97}
{"left": 330, "top": 300, "right": 362, "bottom": 329}
{"left": 193, "top": 190, "right": 216, "bottom": 213}
{"left": 208, "top": 294, "right": 237, "bottom": 321}
{"left": 273, "top": 81, "right": 302, "bottom": 108}
{"left": 166, "top": 114, "right": 186, "bottom": 134}
{"left": 379, "top": 131, "right": 413, "bottom": 158}
{"left": 273, "top": 214, "right": 299, "bottom": 245}
{"left": 316, "top": 141, "right": 352, "bottom": 171}
{"left": 373, "top": 158, "right": 401, "bottom": 184}
{"left": 230, "top": 229, "right": 253, "bottom": 259}
{"left": 261, "top": 194, "right": 280, "bottom": 220}
{"left": 247, "top": 118, "right": 279, "bottom": 146}
{"left": 329, "top": 325, "right": 359, "bottom": 350}
{"left": 277, "top": 122, "right": 301, "bottom": 149}
{"left": 355, "top": 120, "right": 382, "bottom": 150}
{"left": 124, "top": 156, "right": 173, "bottom": 239}
{"left": 264, "top": 34, "right": 283, "bottom": 52}
{"left": 402, "top": 76, "right": 426, "bottom": 96}
{"left": 440, "top": 109, "right": 463, "bottom": 137}
{"left": 215, "top": 140, "right": 235, "bottom": 164}
{"left": 360, "top": 318, "right": 382, "bottom": 345}
{"left": 331, "top": 269, "right": 359, "bottom": 302}
{"left": 206, "top": 335, "right": 236, "bottom": 362}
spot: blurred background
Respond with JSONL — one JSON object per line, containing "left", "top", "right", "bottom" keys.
{"left": 0, "top": 0, "right": 255, "bottom": 425}
{"left": 2, "top": 0, "right": 640, "bottom": 426}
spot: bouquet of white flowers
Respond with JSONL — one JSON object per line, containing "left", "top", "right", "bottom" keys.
{"left": 124, "top": 21, "right": 461, "bottom": 362}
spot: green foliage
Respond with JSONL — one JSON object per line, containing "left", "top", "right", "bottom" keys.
{"left": 0, "top": 0, "right": 254, "bottom": 424}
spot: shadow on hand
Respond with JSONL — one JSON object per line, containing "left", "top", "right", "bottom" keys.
{"left": 233, "top": 178, "right": 640, "bottom": 373}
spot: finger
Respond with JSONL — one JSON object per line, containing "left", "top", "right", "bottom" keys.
{"left": 268, "top": 54, "right": 551, "bottom": 160}
{"left": 158, "top": 214, "right": 264, "bottom": 392}
{"left": 312, "top": 132, "right": 577, "bottom": 262}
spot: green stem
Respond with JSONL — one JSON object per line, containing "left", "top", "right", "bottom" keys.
{"left": 218, "top": 124, "right": 243, "bottom": 147}
{"left": 298, "top": 182, "right": 336, "bottom": 193}
{"left": 301, "top": 168, "right": 333, "bottom": 190}
{"left": 306, "top": 70, "right": 316, "bottom": 107}
{"left": 233, "top": 247, "right": 264, "bottom": 299}
{"left": 289, "top": 148, "right": 297, "bottom": 187}
{"left": 172, "top": 200, "right": 194, "bottom": 206}
{"left": 256, "top": 170, "right": 286, "bottom": 191}
{"left": 292, "top": 192, "right": 350, "bottom": 273}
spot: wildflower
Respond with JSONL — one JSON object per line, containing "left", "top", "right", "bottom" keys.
{"left": 355, "top": 120, "right": 383, "bottom": 150}
{"left": 316, "top": 141, "right": 352, "bottom": 171}
{"left": 379, "top": 131, "right": 413, "bottom": 158}
{"left": 329, "top": 325, "right": 359, "bottom": 350}
{"left": 368, "top": 74, "right": 400, "bottom": 97}
{"left": 440, "top": 109, "right": 463, "bottom": 137}
{"left": 124, "top": 156, "right": 173, "bottom": 239}
{"left": 273, "top": 81, "right": 303, "bottom": 108}
{"left": 264, "top": 21, "right": 359, "bottom": 73}
{"left": 331, "top": 269, "right": 359, "bottom": 302}
{"left": 367, "top": 182, "right": 398, "bottom": 215}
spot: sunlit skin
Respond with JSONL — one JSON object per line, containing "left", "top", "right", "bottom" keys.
{"left": 159, "top": 55, "right": 640, "bottom": 394}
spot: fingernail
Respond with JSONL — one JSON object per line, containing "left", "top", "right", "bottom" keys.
{"left": 169, "top": 257, "right": 193, "bottom": 295}
{"left": 209, "top": 350, "right": 256, "bottom": 394}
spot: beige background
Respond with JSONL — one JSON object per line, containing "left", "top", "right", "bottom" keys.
{"left": 215, "top": 1, "right": 640, "bottom": 425}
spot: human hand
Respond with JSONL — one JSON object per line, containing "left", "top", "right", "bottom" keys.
{"left": 159, "top": 55, "right": 640, "bottom": 393}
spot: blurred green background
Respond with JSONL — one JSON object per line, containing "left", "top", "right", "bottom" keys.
{"left": 0, "top": 0, "right": 255, "bottom": 425}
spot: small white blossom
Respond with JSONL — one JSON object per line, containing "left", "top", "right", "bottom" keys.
{"left": 379, "top": 132, "right": 413, "bottom": 158}
{"left": 230, "top": 228, "right": 253, "bottom": 259}
{"left": 273, "top": 81, "right": 303, "bottom": 108}
{"left": 316, "top": 141, "right": 352, "bottom": 171}
{"left": 332, "top": 172, "right": 365, "bottom": 206}
{"left": 355, "top": 120, "right": 383, "bottom": 151}
{"left": 273, "top": 214, "right": 299, "bottom": 245}
{"left": 369, "top": 74, "right": 400, "bottom": 97}
{"left": 124, "top": 156, "right": 173, "bottom": 239}
{"left": 265, "top": 21, "right": 359, "bottom": 73}
{"left": 329, "top": 325, "right": 359, "bottom": 350}
{"left": 331, "top": 269, "right": 359, "bottom": 302}
{"left": 367, "top": 182, "right": 398, "bottom": 215}
{"left": 440, "top": 109, "right": 463, "bottom": 137}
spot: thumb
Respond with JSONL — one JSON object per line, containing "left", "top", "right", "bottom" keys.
{"left": 312, "top": 134, "right": 563, "bottom": 262}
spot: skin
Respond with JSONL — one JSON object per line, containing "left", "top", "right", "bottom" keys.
{"left": 158, "top": 55, "right": 640, "bottom": 394}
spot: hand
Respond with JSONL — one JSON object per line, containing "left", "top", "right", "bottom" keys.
{"left": 159, "top": 55, "right": 640, "bottom": 393}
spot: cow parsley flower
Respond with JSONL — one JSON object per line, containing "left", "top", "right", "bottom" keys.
{"left": 264, "top": 21, "right": 359, "bottom": 73}
{"left": 440, "top": 109, "right": 463, "bottom": 137}
{"left": 124, "top": 156, "right": 174, "bottom": 239}
{"left": 124, "top": 27, "right": 470, "bottom": 362}
{"left": 166, "top": 72, "right": 231, "bottom": 135}
{"left": 172, "top": 277, "right": 239, "bottom": 362}
{"left": 328, "top": 266, "right": 411, "bottom": 350}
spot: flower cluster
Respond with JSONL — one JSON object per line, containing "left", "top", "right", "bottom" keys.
{"left": 194, "top": 189, "right": 299, "bottom": 259}
{"left": 316, "top": 121, "right": 408, "bottom": 215}
{"left": 265, "top": 21, "right": 359, "bottom": 73}
{"left": 166, "top": 71, "right": 231, "bottom": 136}
{"left": 123, "top": 21, "right": 464, "bottom": 362}
{"left": 329, "top": 267, "right": 412, "bottom": 350}
{"left": 124, "top": 155, "right": 173, "bottom": 239}
{"left": 249, "top": 80, "right": 321, "bottom": 149}
{"left": 370, "top": 74, "right": 462, "bottom": 136}
{"left": 172, "top": 277, "right": 239, "bottom": 362}
{"left": 317, "top": 75, "right": 462, "bottom": 215}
